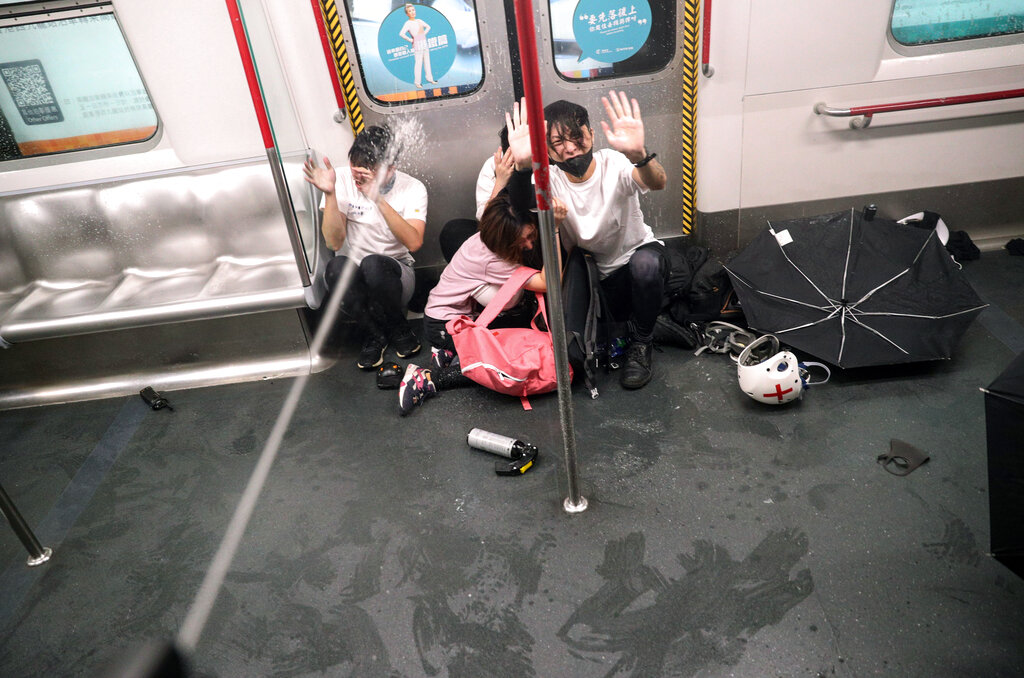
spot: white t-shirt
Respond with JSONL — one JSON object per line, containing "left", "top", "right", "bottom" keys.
{"left": 321, "top": 168, "right": 427, "bottom": 266}
{"left": 550, "top": 149, "right": 659, "bottom": 277}
{"left": 475, "top": 155, "right": 497, "bottom": 220}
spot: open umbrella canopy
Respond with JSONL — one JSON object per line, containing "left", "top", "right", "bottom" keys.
{"left": 723, "top": 209, "right": 987, "bottom": 368}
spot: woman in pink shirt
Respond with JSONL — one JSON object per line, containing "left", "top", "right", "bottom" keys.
{"left": 399, "top": 175, "right": 566, "bottom": 415}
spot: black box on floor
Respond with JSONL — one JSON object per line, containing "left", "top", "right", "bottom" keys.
{"left": 985, "top": 350, "right": 1024, "bottom": 579}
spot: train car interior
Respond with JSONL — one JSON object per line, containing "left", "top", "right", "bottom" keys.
{"left": 2, "top": 0, "right": 1023, "bottom": 676}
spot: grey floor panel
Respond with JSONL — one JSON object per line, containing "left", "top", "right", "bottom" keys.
{"left": 1, "top": 253, "right": 1022, "bottom": 677}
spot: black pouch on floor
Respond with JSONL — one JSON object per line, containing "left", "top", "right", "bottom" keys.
{"left": 562, "top": 249, "right": 612, "bottom": 398}
{"left": 668, "top": 257, "right": 744, "bottom": 327}
{"left": 662, "top": 244, "right": 709, "bottom": 307}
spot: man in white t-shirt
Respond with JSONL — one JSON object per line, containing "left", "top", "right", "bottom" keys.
{"left": 304, "top": 125, "right": 427, "bottom": 370}
{"left": 538, "top": 92, "right": 668, "bottom": 389}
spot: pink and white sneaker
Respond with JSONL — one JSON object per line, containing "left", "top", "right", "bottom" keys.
{"left": 398, "top": 364, "right": 437, "bottom": 416}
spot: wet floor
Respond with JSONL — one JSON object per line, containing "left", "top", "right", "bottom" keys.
{"left": 1, "top": 250, "right": 1023, "bottom": 677}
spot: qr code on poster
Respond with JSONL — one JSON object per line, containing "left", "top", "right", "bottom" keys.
{"left": 0, "top": 59, "right": 64, "bottom": 125}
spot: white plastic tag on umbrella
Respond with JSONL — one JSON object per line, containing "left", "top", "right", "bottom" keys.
{"left": 771, "top": 228, "right": 794, "bottom": 247}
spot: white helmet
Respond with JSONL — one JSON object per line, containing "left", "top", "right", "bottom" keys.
{"left": 737, "top": 335, "right": 803, "bottom": 405}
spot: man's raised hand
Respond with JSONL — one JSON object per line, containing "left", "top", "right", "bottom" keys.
{"left": 506, "top": 97, "right": 538, "bottom": 171}
{"left": 600, "top": 90, "right": 646, "bottom": 163}
{"left": 303, "top": 156, "right": 336, "bottom": 194}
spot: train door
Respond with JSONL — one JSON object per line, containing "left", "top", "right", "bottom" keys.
{"left": 332, "top": 0, "right": 690, "bottom": 266}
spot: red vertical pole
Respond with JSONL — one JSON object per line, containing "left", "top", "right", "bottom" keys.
{"left": 510, "top": 0, "right": 586, "bottom": 513}
{"left": 308, "top": 0, "right": 347, "bottom": 111}
{"left": 225, "top": 0, "right": 275, "bottom": 150}
{"left": 701, "top": 0, "right": 713, "bottom": 74}
{"left": 512, "top": 0, "right": 551, "bottom": 212}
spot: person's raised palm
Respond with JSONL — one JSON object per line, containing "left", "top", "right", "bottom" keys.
{"left": 303, "top": 156, "right": 336, "bottom": 194}
{"left": 493, "top": 148, "right": 514, "bottom": 190}
{"left": 600, "top": 90, "right": 645, "bottom": 161}
{"left": 505, "top": 97, "right": 538, "bottom": 171}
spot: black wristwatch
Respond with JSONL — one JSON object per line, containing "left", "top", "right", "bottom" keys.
{"left": 633, "top": 151, "right": 657, "bottom": 168}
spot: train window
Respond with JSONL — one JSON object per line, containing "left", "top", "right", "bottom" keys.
{"left": 0, "top": 3, "right": 156, "bottom": 162}
{"left": 548, "top": 0, "right": 675, "bottom": 81}
{"left": 891, "top": 0, "right": 1024, "bottom": 45}
{"left": 344, "top": 1, "right": 484, "bottom": 105}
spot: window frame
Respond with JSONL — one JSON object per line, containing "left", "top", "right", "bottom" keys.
{"left": 0, "top": 0, "right": 161, "bottom": 168}
{"left": 887, "top": 0, "right": 1024, "bottom": 55}
{"left": 546, "top": 0, "right": 677, "bottom": 84}
{"left": 342, "top": 0, "right": 487, "bottom": 108}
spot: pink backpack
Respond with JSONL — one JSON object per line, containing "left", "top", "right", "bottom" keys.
{"left": 445, "top": 267, "right": 570, "bottom": 409}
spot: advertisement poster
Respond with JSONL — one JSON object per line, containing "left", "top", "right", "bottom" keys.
{"left": 550, "top": 0, "right": 655, "bottom": 79}
{"left": 346, "top": 1, "right": 483, "bottom": 104}
{"left": 0, "top": 14, "right": 156, "bottom": 155}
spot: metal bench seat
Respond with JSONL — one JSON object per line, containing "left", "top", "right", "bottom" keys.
{"left": 0, "top": 159, "right": 313, "bottom": 347}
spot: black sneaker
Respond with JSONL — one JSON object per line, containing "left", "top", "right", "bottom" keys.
{"left": 357, "top": 334, "right": 388, "bottom": 370}
{"left": 391, "top": 325, "right": 422, "bottom": 358}
{"left": 620, "top": 341, "right": 653, "bottom": 389}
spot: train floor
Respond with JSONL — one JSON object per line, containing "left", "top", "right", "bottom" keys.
{"left": 1, "top": 250, "right": 1023, "bottom": 678}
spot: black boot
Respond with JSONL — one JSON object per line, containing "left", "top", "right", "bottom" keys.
{"left": 620, "top": 340, "right": 653, "bottom": 389}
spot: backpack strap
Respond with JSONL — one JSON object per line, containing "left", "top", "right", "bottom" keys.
{"left": 475, "top": 266, "right": 540, "bottom": 328}
{"left": 561, "top": 250, "right": 607, "bottom": 399}
{"left": 579, "top": 252, "right": 616, "bottom": 398}
{"left": 581, "top": 252, "right": 602, "bottom": 398}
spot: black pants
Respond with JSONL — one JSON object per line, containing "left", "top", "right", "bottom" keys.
{"left": 562, "top": 243, "right": 668, "bottom": 345}
{"left": 599, "top": 242, "right": 668, "bottom": 341}
{"left": 423, "top": 315, "right": 456, "bottom": 352}
{"left": 325, "top": 254, "right": 408, "bottom": 334}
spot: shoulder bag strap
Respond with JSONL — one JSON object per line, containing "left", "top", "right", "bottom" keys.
{"left": 475, "top": 266, "right": 539, "bottom": 328}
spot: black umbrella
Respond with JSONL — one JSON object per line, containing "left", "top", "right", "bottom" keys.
{"left": 723, "top": 209, "right": 987, "bottom": 368}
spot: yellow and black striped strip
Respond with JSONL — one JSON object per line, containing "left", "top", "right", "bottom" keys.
{"left": 680, "top": 0, "right": 701, "bottom": 236}
{"left": 320, "top": 0, "right": 364, "bottom": 136}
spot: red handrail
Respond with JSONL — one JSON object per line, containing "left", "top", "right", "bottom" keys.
{"left": 701, "top": 0, "right": 713, "bottom": 77}
{"left": 815, "top": 87, "right": 1024, "bottom": 128}
{"left": 225, "top": 0, "right": 274, "bottom": 149}
{"left": 309, "top": 0, "right": 346, "bottom": 111}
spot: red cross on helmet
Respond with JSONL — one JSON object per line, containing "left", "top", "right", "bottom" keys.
{"left": 737, "top": 334, "right": 804, "bottom": 405}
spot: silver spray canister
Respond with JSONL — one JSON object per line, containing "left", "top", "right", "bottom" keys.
{"left": 467, "top": 428, "right": 535, "bottom": 459}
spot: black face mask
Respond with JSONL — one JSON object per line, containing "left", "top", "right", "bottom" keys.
{"left": 553, "top": 148, "right": 594, "bottom": 178}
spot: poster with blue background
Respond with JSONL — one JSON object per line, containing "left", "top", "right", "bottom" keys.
{"left": 572, "top": 0, "right": 652, "bottom": 64}
{"left": 347, "top": 0, "right": 483, "bottom": 104}
{"left": 378, "top": 5, "right": 456, "bottom": 85}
